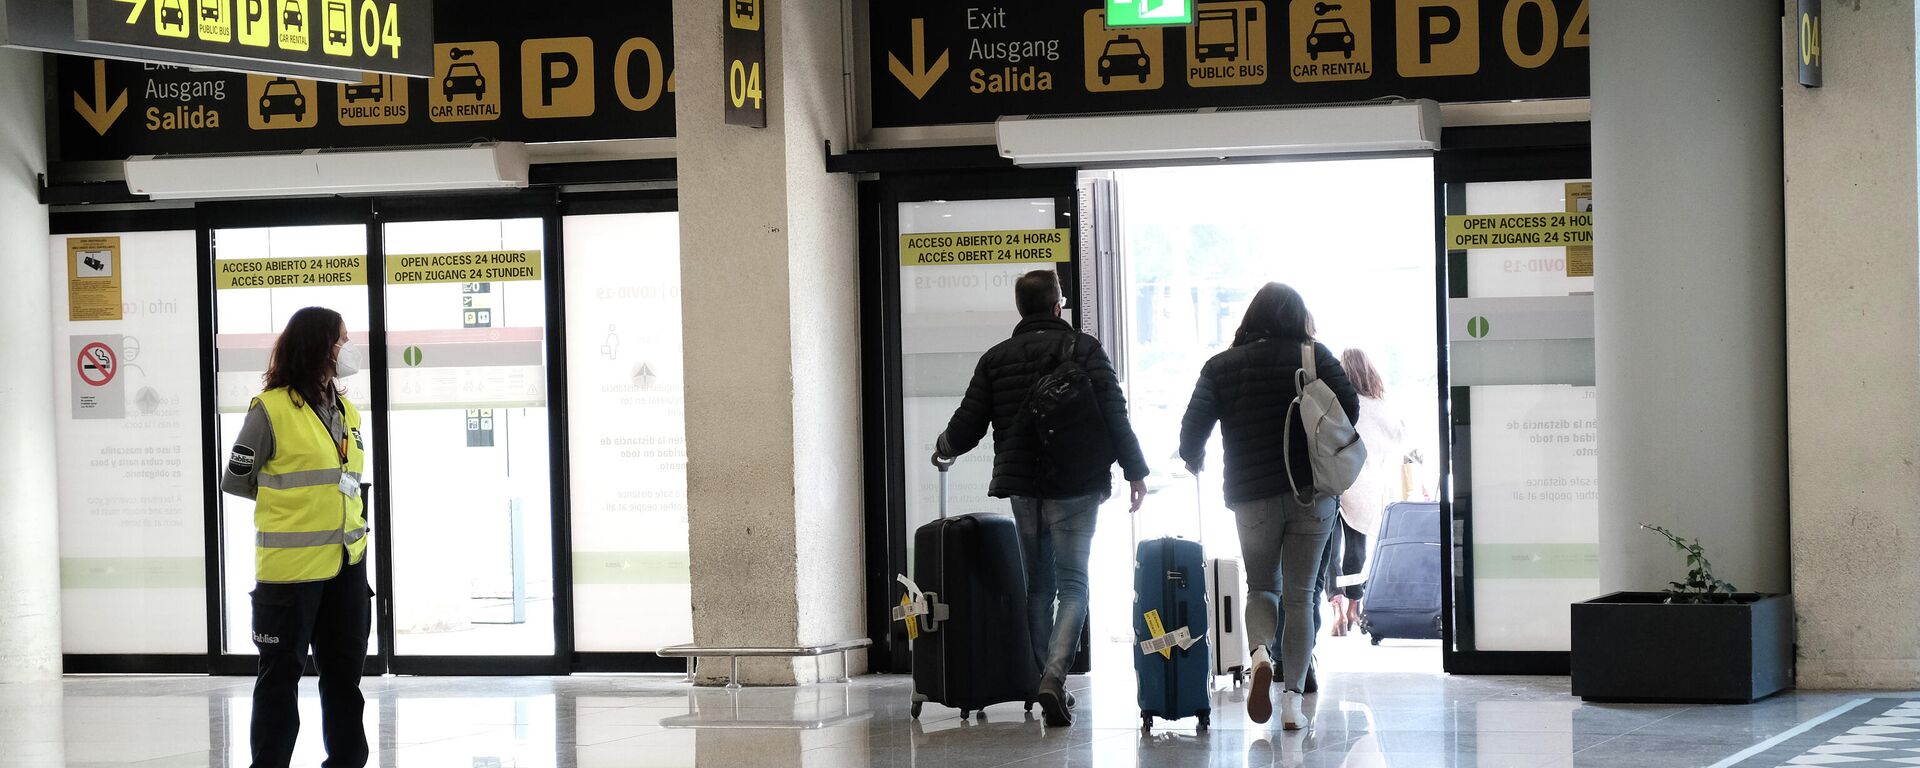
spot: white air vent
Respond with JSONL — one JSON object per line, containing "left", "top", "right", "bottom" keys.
{"left": 996, "top": 102, "right": 1441, "bottom": 166}
{"left": 124, "top": 143, "right": 531, "bottom": 200}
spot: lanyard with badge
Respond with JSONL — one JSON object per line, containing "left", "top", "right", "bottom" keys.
{"left": 309, "top": 396, "right": 359, "bottom": 499}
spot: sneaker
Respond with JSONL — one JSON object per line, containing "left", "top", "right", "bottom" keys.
{"left": 1247, "top": 646, "right": 1275, "bottom": 724}
{"left": 1280, "top": 691, "right": 1308, "bottom": 731}
{"left": 1036, "top": 677, "right": 1072, "bottom": 727}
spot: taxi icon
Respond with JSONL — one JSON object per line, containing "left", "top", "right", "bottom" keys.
{"left": 258, "top": 77, "right": 306, "bottom": 122}
{"left": 1306, "top": 18, "right": 1355, "bottom": 60}
{"left": 1099, "top": 35, "right": 1152, "bottom": 85}
{"left": 159, "top": 0, "right": 187, "bottom": 28}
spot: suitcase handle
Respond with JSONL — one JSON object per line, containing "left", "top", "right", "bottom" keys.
{"left": 934, "top": 456, "right": 953, "bottom": 520}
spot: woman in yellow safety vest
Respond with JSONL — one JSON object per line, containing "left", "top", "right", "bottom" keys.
{"left": 220, "top": 306, "right": 370, "bottom": 768}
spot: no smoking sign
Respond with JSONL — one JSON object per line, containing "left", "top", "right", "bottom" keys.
{"left": 70, "top": 335, "right": 125, "bottom": 419}
{"left": 78, "top": 341, "right": 117, "bottom": 387}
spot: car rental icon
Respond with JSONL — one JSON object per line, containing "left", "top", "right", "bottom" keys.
{"left": 1099, "top": 35, "right": 1152, "bottom": 85}
{"left": 444, "top": 62, "right": 486, "bottom": 102}
{"left": 1306, "top": 18, "right": 1355, "bottom": 60}
{"left": 259, "top": 77, "right": 306, "bottom": 122}
{"left": 283, "top": 3, "right": 302, "bottom": 28}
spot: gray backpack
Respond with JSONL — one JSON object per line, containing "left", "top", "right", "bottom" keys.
{"left": 1284, "top": 342, "right": 1367, "bottom": 503}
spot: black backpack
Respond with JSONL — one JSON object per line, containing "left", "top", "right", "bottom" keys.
{"left": 1023, "top": 332, "right": 1109, "bottom": 478}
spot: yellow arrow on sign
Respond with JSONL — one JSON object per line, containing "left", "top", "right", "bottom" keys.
{"left": 887, "top": 18, "right": 948, "bottom": 100}
{"left": 73, "top": 60, "right": 129, "bottom": 137}
{"left": 114, "top": 0, "right": 148, "bottom": 23}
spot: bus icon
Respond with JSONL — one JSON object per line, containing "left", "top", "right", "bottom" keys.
{"left": 325, "top": 1, "right": 348, "bottom": 45}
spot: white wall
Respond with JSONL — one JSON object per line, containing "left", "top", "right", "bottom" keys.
{"left": 1782, "top": 0, "right": 1920, "bottom": 689}
{"left": 1591, "top": 0, "right": 1788, "bottom": 596}
{"left": 0, "top": 48, "right": 63, "bottom": 682}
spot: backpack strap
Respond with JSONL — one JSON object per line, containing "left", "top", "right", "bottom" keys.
{"left": 1283, "top": 342, "right": 1320, "bottom": 505}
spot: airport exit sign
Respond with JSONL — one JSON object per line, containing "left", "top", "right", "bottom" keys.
{"left": 1106, "top": 0, "right": 1193, "bottom": 26}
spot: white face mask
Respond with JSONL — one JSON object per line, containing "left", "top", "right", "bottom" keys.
{"left": 333, "top": 340, "right": 362, "bottom": 378}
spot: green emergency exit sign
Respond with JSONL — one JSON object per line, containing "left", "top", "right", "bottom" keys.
{"left": 1107, "top": 0, "right": 1194, "bottom": 26}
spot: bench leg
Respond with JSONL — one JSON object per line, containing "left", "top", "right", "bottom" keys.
{"left": 685, "top": 656, "right": 696, "bottom": 683}
{"left": 726, "top": 656, "right": 742, "bottom": 690}
{"left": 839, "top": 649, "right": 853, "bottom": 683}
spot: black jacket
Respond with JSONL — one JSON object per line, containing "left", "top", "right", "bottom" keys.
{"left": 1178, "top": 337, "right": 1360, "bottom": 505}
{"left": 937, "top": 315, "right": 1151, "bottom": 500}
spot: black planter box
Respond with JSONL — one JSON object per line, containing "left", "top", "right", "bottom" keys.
{"left": 1570, "top": 592, "right": 1793, "bottom": 704}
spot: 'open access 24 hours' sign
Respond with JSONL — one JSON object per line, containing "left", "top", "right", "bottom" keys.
{"left": 76, "top": 0, "right": 434, "bottom": 77}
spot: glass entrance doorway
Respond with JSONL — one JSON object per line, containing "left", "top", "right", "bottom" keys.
{"left": 209, "top": 211, "right": 562, "bottom": 674}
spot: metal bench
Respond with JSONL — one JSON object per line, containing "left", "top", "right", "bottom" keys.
{"left": 655, "top": 638, "right": 871, "bottom": 690}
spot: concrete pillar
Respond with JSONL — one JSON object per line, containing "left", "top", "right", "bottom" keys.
{"left": 673, "top": 0, "right": 866, "bottom": 684}
{"left": 1591, "top": 2, "right": 1788, "bottom": 594}
{"left": 1782, "top": 0, "right": 1920, "bottom": 688}
{"left": 0, "top": 48, "right": 64, "bottom": 682}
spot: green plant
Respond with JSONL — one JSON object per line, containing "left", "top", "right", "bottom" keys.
{"left": 1641, "top": 524, "right": 1738, "bottom": 604}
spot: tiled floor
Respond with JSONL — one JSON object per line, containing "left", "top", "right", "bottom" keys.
{"left": 0, "top": 666, "right": 1907, "bottom": 768}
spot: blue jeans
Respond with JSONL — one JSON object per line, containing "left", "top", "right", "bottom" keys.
{"left": 1230, "top": 492, "right": 1338, "bottom": 692}
{"left": 1009, "top": 494, "right": 1100, "bottom": 685}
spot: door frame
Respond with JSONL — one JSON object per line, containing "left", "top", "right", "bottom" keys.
{"left": 859, "top": 168, "right": 1082, "bottom": 673}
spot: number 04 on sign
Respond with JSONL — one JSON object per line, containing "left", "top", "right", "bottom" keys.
{"left": 724, "top": 0, "right": 767, "bottom": 127}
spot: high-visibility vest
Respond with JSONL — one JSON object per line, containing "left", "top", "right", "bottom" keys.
{"left": 253, "top": 386, "right": 366, "bottom": 583}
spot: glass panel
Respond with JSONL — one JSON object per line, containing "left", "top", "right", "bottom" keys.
{"left": 898, "top": 198, "right": 1058, "bottom": 577}
{"left": 1455, "top": 178, "right": 1599, "bottom": 652}
{"left": 212, "top": 224, "right": 374, "bottom": 656}
{"left": 50, "top": 230, "right": 207, "bottom": 654}
{"left": 562, "top": 211, "right": 693, "bottom": 652}
{"left": 383, "top": 218, "right": 554, "bottom": 656}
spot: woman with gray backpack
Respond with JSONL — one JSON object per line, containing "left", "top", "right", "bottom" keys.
{"left": 1178, "top": 282, "right": 1364, "bottom": 730}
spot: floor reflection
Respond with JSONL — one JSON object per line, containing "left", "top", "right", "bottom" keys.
{"left": 2, "top": 671, "right": 1897, "bottom": 767}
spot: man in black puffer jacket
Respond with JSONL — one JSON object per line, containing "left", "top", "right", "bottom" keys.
{"left": 934, "top": 269, "right": 1149, "bottom": 727}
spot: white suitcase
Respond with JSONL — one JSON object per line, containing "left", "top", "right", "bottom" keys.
{"left": 1205, "top": 557, "right": 1247, "bottom": 684}
{"left": 1193, "top": 475, "right": 1248, "bottom": 685}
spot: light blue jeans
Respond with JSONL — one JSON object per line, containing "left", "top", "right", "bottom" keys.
{"left": 1009, "top": 494, "right": 1100, "bottom": 685}
{"left": 1230, "top": 492, "right": 1338, "bottom": 692}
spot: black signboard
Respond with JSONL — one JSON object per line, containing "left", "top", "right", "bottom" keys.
{"left": 868, "top": 0, "right": 1591, "bottom": 128}
{"left": 1797, "top": 0, "right": 1821, "bottom": 88}
{"left": 723, "top": 0, "right": 767, "bottom": 127}
{"left": 53, "top": 0, "right": 675, "bottom": 163}
{"left": 75, "top": 0, "right": 435, "bottom": 77}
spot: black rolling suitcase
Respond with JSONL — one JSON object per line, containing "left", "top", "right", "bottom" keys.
{"left": 901, "top": 460, "right": 1037, "bottom": 720}
{"left": 1360, "top": 501, "right": 1444, "bottom": 644}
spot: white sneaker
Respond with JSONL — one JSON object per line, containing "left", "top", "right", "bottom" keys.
{"left": 1247, "top": 646, "right": 1274, "bottom": 724}
{"left": 1280, "top": 691, "right": 1308, "bottom": 731}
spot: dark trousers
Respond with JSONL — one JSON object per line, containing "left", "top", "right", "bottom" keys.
{"left": 250, "top": 556, "right": 371, "bottom": 768}
{"left": 1323, "top": 517, "right": 1368, "bottom": 602}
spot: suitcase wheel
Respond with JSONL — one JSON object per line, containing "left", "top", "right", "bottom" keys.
{"left": 1025, "top": 701, "right": 1034, "bottom": 712}
{"left": 910, "top": 701, "right": 923, "bottom": 719}
{"left": 1197, "top": 712, "right": 1211, "bottom": 730}
{"left": 1371, "top": 635, "right": 1382, "bottom": 646}
{"left": 1140, "top": 712, "right": 1154, "bottom": 730}
{"left": 976, "top": 711, "right": 987, "bottom": 722}
{"left": 959, "top": 709, "right": 971, "bottom": 720}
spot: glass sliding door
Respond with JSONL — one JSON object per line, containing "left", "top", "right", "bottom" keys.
{"left": 210, "top": 222, "right": 378, "bottom": 665}
{"left": 381, "top": 217, "right": 556, "bottom": 661}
